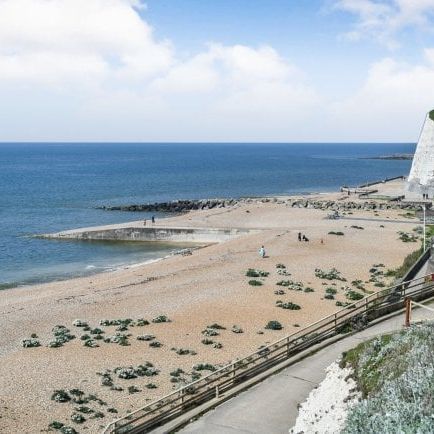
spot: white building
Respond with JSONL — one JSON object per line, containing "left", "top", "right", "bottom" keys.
{"left": 406, "top": 110, "right": 434, "bottom": 199}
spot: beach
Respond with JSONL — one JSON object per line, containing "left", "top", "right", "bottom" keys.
{"left": 0, "top": 182, "right": 421, "bottom": 433}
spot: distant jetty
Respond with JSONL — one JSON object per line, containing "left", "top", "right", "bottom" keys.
{"left": 360, "top": 154, "right": 413, "bottom": 160}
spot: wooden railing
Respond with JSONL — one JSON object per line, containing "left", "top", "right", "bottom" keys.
{"left": 103, "top": 273, "right": 434, "bottom": 434}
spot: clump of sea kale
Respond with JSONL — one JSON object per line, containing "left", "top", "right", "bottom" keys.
{"left": 207, "top": 323, "right": 226, "bottom": 330}
{"left": 276, "top": 300, "right": 301, "bottom": 310}
{"left": 265, "top": 320, "right": 283, "bottom": 330}
{"left": 152, "top": 315, "right": 171, "bottom": 323}
{"left": 315, "top": 267, "right": 347, "bottom": 281}
{"left": 202, "top": 328, "right": 219, "bottom": 337}
{"left": 103, "top": 333, "right": 130, "bottom": 346}
{"left": 72, "top": 319, "right": 88, "bottom": 327}
{"left": 248, "top": 279, "right": 263, "bottom": 286}
{"left": 136, "top": 334, "right": 155, "bottom": 341}
{"left": 47, "top": 325, "right": 75, "bottom": 348}
{"left": 246, "top": 268, "right": 270, "bottom": 278}
{"left": 171, "top": 347, "right": 197, "bottom": 356}
{"left": 22, "top": 338, "right": 41, "bottom": 348}
{"left": 232, "top": 325, "right": 244, "bottom": 333}
{"left": 193, "top": 363, "right": 217, "bottom": 372}
{"left": 51, "top": 389, "right": 71, "bottom": 403}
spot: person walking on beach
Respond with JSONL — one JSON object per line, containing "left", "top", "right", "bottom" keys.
{"left": 143, "top": 219, "right": 147, "bottom": 226}
{"left": 298, "top": 232, "right": 302, "bottom": 242}
{"left": 259, "top": 245, "right": 266, "bottom": 258}
{"left": 151, "top": 215, "right": 155, "bottom": 224}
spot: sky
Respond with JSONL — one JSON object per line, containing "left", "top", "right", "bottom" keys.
{"left": 1, "top": 0, "right": 434, "bottom": 142}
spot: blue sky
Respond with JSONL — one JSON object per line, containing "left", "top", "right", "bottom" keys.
{"left": 0, "top": 0, "right": 433, "bottom": 142}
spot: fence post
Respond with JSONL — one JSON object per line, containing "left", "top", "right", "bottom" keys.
{"left": 215, "top": 385, "right": 219, "bottom": 399}
{"left": 405, "top": 297, "right": 411, "bottom": 327}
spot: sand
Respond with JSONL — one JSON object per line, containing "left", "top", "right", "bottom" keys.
{"left": 0, "top": 186, "right": 422, "bottom": 433}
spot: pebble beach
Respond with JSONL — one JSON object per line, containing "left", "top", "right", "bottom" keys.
{"left": 0, "top": 181, "right": 421, "bottom": 433}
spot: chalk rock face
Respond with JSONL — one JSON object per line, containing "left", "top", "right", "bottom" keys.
{"left": 407, "top": 110, "right": 434, "bottom": 197}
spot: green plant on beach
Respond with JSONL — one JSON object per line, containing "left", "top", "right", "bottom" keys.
{"left": 276, "top": 300, "right": 301, "bottom": 310}
{"left": 246, "top": 268, "right": 269, "bottom": 277}
{"left": 265, "top": 320, "right": 283, "bottom": 330}
{"left": 328, "top": 231, "right": 344, "bottom": 236}
{"left": 248, "top": 279, "right": 263, "bottom": 286}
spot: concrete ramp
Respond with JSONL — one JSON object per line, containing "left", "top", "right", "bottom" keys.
{"left": 40, "top": 225, "right": 259, "bottom": 244}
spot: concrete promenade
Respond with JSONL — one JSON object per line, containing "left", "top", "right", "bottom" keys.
{"left": 176, "top": 300, "right": 433, "bottom": 434}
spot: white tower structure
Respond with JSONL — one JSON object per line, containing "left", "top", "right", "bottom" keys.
{"left": 406, "top": 110, "right": 434, "bottom": 198}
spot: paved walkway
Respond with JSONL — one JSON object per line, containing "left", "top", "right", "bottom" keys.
{"left": 178, "top": 301, "right": 433, "bottom": 434}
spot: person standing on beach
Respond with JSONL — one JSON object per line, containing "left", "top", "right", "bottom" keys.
{"left": 143, "top": 219, "right": 147, "bottom": 226}
{"left": 259, "top": 246, "right": 266, "bottom": 258}
{"left": 298, "top": 232, "right": 302, "bottom": 242}
{"left": 151, "top": 215, "right": 155, "bottom": 224}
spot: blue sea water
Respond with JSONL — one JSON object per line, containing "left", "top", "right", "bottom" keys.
{"left": 0, "top": 143, "right": 414, "bottom": 288}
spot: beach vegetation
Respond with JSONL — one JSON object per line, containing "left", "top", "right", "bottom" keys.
{"left": 324, "top": 293, "right": 335, "bottom": 300}
{"left": 128, "top": 385, "right": 140, "bottom": 394}
{"left": 171, "top": 347, "right": 197, "bottom": 355}
{"left": 398, "top": 231, "right": 418, "bottom": 242}
{"left": 207, "top": 323, "right": 226, "bottom": 329}
{"left": 136, "top": 334, "right": 155, "bottom": 341}
{"left": 248, "top": 279, "right": 263, "bottom": 286}
{"left": 201, "top": 338, "right": 214, "bottom": 345}
{"left": 276, "top": 263, "right": 286, "bottom": 269}
{"left": 246, "top": 268, "right": 269, "bottom": 277}
{"left": 350, "top": 225, "right": 364, "bottom": 230}
{"left": 276, "top": 300, "right": 301, "bottom": 310}
{"left": 60, "top": 426, "right": 78, "bottom": 434}
{"left": 104, "top": 333, "right": 130, "bottom": 346}
{"left": 48, "top": 421, "right": 64, "bottom": 430}
{"left": 213, "top": 342, "right": 223, "bottom": 349}
{"left": 328, "top": 231, "right": 344, "bottom": 236}
{"left": 83, "top": 339, "right": 99, "bottom": 348}
{"left": 193, "top": 363, "right": 217, "bottom": 372}
{"left": 351, "top": 279, "right": 366, "bottom": 290}
{"left": 107, "top": 408, "right": 118, "bottom": 413}
{"left": 276, "top": 279, "right": 303, "bottom": 290}
{"left": 303, "top": 286, "right": 315, "bottom": 292}
{"left": 325, "top": 287, "right": 337, "bottom": 294}
{"left": 346, "top": 290, "right": 364, "bottom": 301}
{"left": 22, "top": 338, "right": 41, "bottom": 348}
{"left": 149, "top": 341, "right": 162, "bottom": 348}
{"left": 265, "top": 320, "right": 283, "bottom": 330}
{"left": 202, "top": 328, "right": 219, "bottom": 336}
{"left": 51, "top": 390, "right": 71, "bottom": 403}
{"left": 146, "top": 383, "right": 157, "bottom": 389}
{"left": 136, "top": 318, "right": 150, "bottom": 326}
{"left": 231, "top": 325, "right": 244, "bottom": 333}
{"left": 342, "top": 323, "right": 434, "bottom": 433}
{"left": 315, "top": 267, "right": 346, "bottom": 281}
{"left": 152, "top": 315, "right": 171, "bottom": 323}
{"left": 274, "top": 289, "right": 285, "bottom": 295}
{"left": 72, "top": 319, "right": 88, "bottom": 327}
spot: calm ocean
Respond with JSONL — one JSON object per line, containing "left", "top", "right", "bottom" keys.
{"left": 0, "top": 143, "right": 414, "bottom": 288}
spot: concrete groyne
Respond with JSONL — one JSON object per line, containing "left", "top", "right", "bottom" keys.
{"left": 41, "top": 225, "right": 258, "bottom": 244}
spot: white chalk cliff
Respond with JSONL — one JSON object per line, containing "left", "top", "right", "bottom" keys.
{"left": 406, "top": 110, "right": 434, "bottom": 197}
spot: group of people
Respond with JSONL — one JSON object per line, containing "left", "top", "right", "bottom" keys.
{"left": 143, "top": 215, "right": 156, "bottom": 226}
{"left": 298, "top": 232, "right": 309, "bottom": 242}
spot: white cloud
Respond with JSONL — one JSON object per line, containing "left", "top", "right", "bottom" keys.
{"left": 334, "top": 0, "right": 434, "bottom": 47}
{"left": 0, "top": 0, "right": 320, "bottom": 141}
{"left": 327, "top": 49, "right": 434, "bottom": 140}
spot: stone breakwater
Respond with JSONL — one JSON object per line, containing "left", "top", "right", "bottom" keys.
{"left": 99, "top": 196, "right": 425, "bottom": 213}
{"left": 98, "top": 199, "right": 239, "bottom": 213}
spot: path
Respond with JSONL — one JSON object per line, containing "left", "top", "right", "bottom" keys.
{"left": 175, "top": 302, "right": 433, "bottom": 434}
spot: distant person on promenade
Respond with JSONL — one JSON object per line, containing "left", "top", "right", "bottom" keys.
{"left": 259, "top": 246, "right": 266, "bottom": 258}
{"left": 143, "top": 219, "right": 147, "bottom": 226}
{"left": 298, "top": 232, "right": 302, "bottom": 241}
{"left": 151, "top": 215, "right": 155, "bottom": 224}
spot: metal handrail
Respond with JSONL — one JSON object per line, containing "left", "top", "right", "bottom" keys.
{"left": 103, "top": 273, "right": 434, "bottom": 434}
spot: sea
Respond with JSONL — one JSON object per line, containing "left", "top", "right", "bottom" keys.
{"left": 0, "top": 143, "right": 415, "bottom": 289}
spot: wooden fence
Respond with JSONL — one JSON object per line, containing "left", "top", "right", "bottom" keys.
{"left": 103, "top": 273, "right": 434, "bottom": 434}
